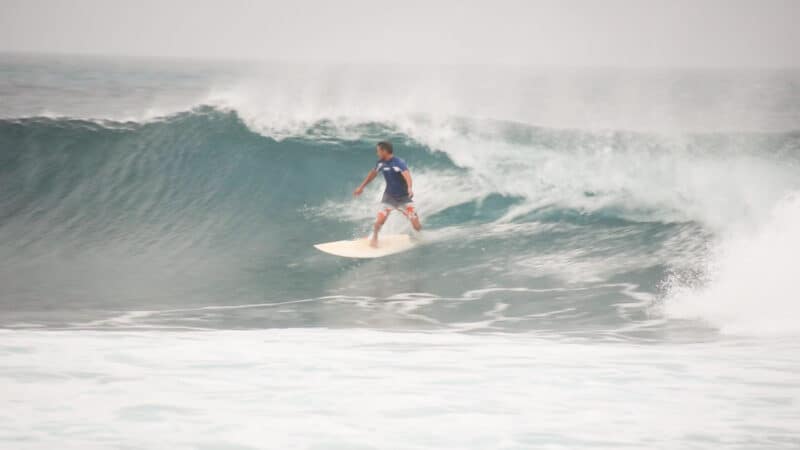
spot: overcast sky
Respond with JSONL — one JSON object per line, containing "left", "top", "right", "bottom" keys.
{"left": 1, "top": 0, "right": 798, "bottom": 67}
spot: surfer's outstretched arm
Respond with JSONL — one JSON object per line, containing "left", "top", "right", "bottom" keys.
{"left": 353, "top": 169, "right": 378, "bottom": 196}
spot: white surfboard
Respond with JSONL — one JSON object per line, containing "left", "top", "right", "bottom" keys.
{"left": 314, "top": 234, "right": 417, "bottom": 258}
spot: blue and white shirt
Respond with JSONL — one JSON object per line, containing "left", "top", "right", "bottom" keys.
{"left": 375, "top": 156, "right": 409, "bottom": 197}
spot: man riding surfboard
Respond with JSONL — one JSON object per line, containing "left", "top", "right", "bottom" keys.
{"left": 353, "top": 141, "right": 422, "bottom": 247}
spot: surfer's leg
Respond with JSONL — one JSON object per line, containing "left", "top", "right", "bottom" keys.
{"left": 402, "top": 205, "right": 422, "bottom": 231}
{"left": 371, "top": 207, "right": 391, "bottom": 247}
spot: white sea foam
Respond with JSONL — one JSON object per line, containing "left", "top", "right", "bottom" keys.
{"left": 664, "top": 193, "right": 800, "bottom": 336}
{"left": 1, "top": 329, "right": 798, "bottom": 449}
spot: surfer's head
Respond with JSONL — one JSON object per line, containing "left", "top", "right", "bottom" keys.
{"left": 376, "top": 141, "right": 393, "bottom": 160}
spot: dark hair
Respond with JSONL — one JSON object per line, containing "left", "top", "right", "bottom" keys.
{"left": 377, "top": 141, "right": 393, "bottom": 154}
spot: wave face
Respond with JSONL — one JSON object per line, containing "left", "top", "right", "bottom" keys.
{"left": 1, "top": 55, "right": 800, "bottom": 337}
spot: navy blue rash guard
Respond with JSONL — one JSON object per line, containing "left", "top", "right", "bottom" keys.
{"left": 375, "top": 156, "right": 409, "bottom": 198}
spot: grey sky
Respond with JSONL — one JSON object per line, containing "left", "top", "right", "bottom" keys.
{"left": 1, "top": 0, "right": 798, "bottom": 67}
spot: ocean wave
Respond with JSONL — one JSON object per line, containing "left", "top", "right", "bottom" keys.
{"left": 1, "top": 106, "right": 798, "bottom": 334}
{"left": 6, "top": 106, "right": 798, "bottom": 229}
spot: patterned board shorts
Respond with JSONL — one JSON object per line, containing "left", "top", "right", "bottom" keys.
{"left": 378, "top": 193, "right": 417, "bottom": 219}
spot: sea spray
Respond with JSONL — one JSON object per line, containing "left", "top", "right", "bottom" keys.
{"left": 664, "top": 193, "right": 800, "bottom": 335}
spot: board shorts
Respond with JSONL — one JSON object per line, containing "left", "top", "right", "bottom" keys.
{"left": 382, "top": 192, "right": 413, "bottom": 208}
{"left": 378, "top": 193, "right": 417, "bottom": 220}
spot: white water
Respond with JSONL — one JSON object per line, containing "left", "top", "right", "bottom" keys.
{"left": 1, "top": 329, "right": 799, "bottom": 450}
{"left": 665, "top": 194, "right": 800, "bottom": 336}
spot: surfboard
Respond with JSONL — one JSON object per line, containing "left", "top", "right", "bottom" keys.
{"left": 314, "top": 234, "right": 417, "bottom": 258}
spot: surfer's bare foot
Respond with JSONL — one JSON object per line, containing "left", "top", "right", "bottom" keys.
{"left": 369, "top": 238, "right": 379, "bottom": 248}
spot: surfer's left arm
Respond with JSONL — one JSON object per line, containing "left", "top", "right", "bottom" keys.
{"left": 402, "top": 170, "right": 414, "bottom": 198}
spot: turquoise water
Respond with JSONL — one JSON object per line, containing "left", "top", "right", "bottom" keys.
{"left": 1, "top": 54, "right": 799, "bottom": 448}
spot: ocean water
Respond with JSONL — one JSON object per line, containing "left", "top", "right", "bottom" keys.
{"left": 1, "top": 53, "right": 799, "bottom": 449}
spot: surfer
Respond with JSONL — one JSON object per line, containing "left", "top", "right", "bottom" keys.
{"left": 353, "top": 141, "right": 422, "bottom": 247}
